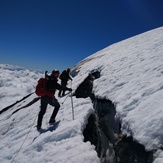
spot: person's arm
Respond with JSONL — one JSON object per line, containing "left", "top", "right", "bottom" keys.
{"left": 55, "top": 82, "right": 72, "bottom": 91}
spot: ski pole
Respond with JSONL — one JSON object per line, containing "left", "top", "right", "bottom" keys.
{"left": 70, "top": 81, "right": 74, "bottom": 120}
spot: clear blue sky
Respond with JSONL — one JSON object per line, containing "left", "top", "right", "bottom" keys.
{"left": 0, "top": 0, "right": 163, "bottom": 72}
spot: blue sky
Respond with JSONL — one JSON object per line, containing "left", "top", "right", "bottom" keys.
{"left": 0, "top": 0, "right": 163, "bottom": 72}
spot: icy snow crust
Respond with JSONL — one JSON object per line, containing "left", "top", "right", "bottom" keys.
{"left": 72, "top": 27, "right": 163, "bottom": 151}
{"left": 0, "top": 27, "right": 163, "bottom": 162}
{"left": 0, "top": 93, "right": 99, "bottom": 163}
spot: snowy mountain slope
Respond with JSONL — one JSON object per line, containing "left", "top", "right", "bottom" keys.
{"left": 0, "top": 26, "right": 163, "bottom": 162}
{"left": 0, "top": 92, "right": 100, "bottom": 163}
{"left": 71, "top": 27, "right": 163, "bottom": 151}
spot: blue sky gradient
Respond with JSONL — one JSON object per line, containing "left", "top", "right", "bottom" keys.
{"left": 0, "top": 0, "right": 163, "bottom": 72}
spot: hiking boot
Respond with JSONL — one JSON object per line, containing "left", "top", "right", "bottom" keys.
{"left": 37, "top": 125, "right": 41, "bottom": 130}
{"left": 49, "top": 119, "right": 56, "bottom": 124}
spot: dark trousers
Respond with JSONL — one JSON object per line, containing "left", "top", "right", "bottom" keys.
{"left": 58, "top": 81, "right": 67, "bottom": 97}
{"left": 37, "top": 96, "right": 60, "bottom": 127}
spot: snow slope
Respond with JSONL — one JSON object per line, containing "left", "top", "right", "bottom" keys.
{"left": 0, "top": 65, "right": 100, "bottom": 163}
{"left": 0, "top": 26, "right": 163, "bottom": 162}
{"left": 72, "top": 27, "right": 163, "bottom": 151}
{"left": 0, "top": 93, "right": 99, "bottom": 163}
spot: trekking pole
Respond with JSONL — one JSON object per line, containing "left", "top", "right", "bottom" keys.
{"left": 61, "top": 92, "right": 71, "bottom": 105}
{"left": 70, "top": 80, "right": 74, "bottom": 120}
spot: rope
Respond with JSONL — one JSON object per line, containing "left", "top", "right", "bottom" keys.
{"left": 11, "top": 114, "right": 38, "bottom": 163}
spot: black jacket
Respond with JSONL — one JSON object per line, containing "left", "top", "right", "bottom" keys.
{"left": 60, "top": 70, "right": 72, "bottom": 82}
{"left": 46, "top": 77, "right": 70, "bottom": 92}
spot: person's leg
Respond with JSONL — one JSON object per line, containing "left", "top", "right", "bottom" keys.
{"left": 37, "top": 97, "right": 48, "bottom": 129}
{"left": 58, "top": 81, "right": 64, "bottom": 97}
{"left": 61, "top": 81, "right": 67, "bottom": 96}
{"left": 62, "top": 90, "right": 65, "bottom": 96}
{"left": 58, "top": 90, "right": 62, "bottom": 97}
{"left": 49, "top": 98, "right": 60, "bottom": 122}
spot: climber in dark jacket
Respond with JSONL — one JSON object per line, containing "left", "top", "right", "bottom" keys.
{"left": 36, "top": 69, "right": 72, "bottom": 130}
{"left": 58, "top": 68, "right": 72, "bottom": 97}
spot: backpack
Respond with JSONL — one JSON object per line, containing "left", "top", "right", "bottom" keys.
{"left": 35, "top": 78, "right": 48, "bottom": 97}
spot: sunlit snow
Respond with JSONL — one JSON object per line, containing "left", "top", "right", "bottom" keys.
{"left": 0, "top": 27, "right": 163, "bottom": 163}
